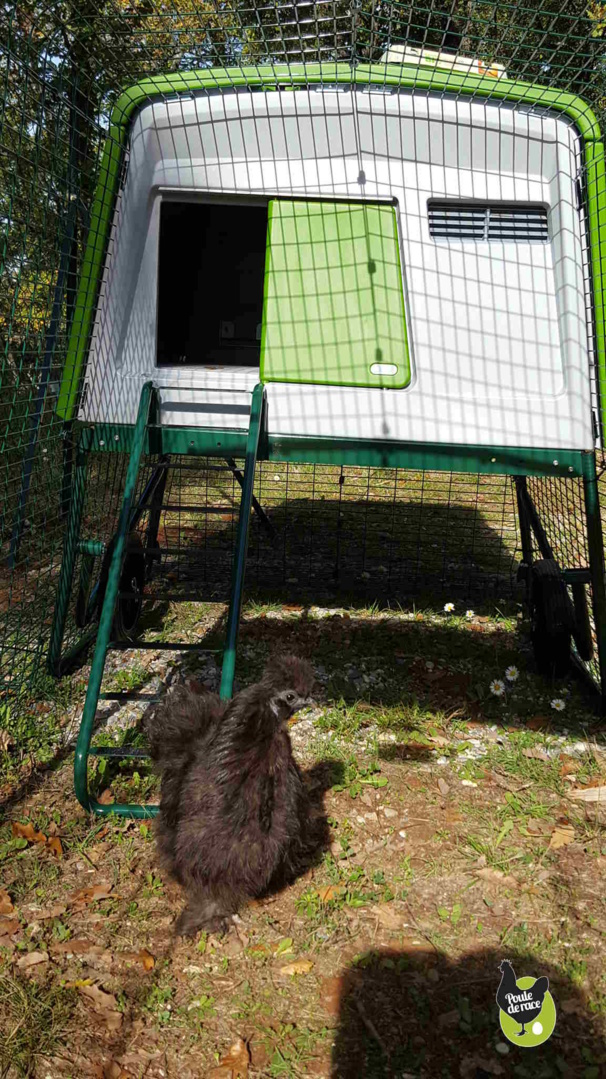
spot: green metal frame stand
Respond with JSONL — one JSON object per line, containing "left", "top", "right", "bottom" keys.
{"left": 64, "top": 381, "right": 266, "bottom": 816}
{"left": 51, "top": 389, "right": 606, "bottom": 816}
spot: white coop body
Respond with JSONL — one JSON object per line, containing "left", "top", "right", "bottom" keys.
{"left": 79, "top": 85, "right": 594, "bottom": 452}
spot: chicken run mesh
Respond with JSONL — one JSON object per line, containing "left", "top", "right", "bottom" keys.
{"left": 2, "top": 1, "right": 606, "bottom": 704}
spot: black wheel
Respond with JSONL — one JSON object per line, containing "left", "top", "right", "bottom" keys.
{"left": 73, "top": 532, "right": 146, "bottom": 641}
{"left": 113, "top": 533, "right": 145, "bottom": 640}
{"left": 144, "top": 536, "right": 161, "bottom": 582}
{"left": 571, "top": 580, "right": 594, "bottom": 662}
{"left": 530, "top": 559, "right": 574, "bottom": 678}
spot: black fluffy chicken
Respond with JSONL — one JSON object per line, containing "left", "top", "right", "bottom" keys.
{"left": 496, "top": 960, "right": 549, "bottom": 1036}
{"left": 146, "top": 655, "right": 316, "bottom": 936}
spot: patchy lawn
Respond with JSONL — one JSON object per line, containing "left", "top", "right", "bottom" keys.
{"left": 1, "top": 600, "right": 606, "bottom": 1078}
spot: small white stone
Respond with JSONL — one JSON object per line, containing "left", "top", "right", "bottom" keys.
{"left": 398, "top": 829, "right": 407, "bottom": 839}
{"left": 436, "top": 756, "right": 448, "bottom": 765}
{"left": 495, "top": 1042, "right": 510, "bottom": 1055}
{"left": 383, "top": 807, "right": 398, "bottom": 819}
{"left": 461, "top": 779, "right": 477, "bottom": 787}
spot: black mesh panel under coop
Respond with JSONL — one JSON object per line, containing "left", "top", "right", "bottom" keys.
{"left": 80, "top": 457, "right": 520, "bottom": 612}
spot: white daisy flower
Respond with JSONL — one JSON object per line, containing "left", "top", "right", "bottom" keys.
{"left": 444, "top": 602, "right": 455, "bottom": 613}
{"left": 505, "top": 666, "right": 519, "bottom": 682}
{"left": 466, "top": 609, "right": 475, "bottom": 619}
{"left": 490, "top": 679, "right": 506, "bottom": 697}
{"left": 550, "top": 698, "right": 566, "bottom": 712}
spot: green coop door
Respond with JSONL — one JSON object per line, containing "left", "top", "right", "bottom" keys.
{"left": 260, "top": 200, "right": 411, "bottom": 388}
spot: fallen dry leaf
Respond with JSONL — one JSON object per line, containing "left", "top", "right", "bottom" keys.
{"left": 523, "top": 747, "right": 550, "bottom": 762}
{"left": 0, "top": 728, "right": 14, "bottom": 751}
{"left": 208, "top": 1038, "right": 250, "bottom": 1078}
{"left": 12, "top": 821, "right": 47, "bottom": 845}
{"left": 98, "top": 789, "right": 115, "bottom": 805}
{"left": 316, "top": 885, "right": 343, "bottom": 903}
{"left": 64, "top": 978, "right": 94, "bottom": 989}
{"left": 78, "top": 984, "right": 123, "bottom": 1030}
{"left": 37, "top": 903, "right": 67, "bottom": 920}
{"left": 104, "top": 1063, "right": 133, "bottom": 1079}
{"left": 374, "top": 903, "right": 402, "bottom": 930}
{"left": 549, "top": 824, "right": 575, "bottom": 849}
{"left": 104, "top": 1063, "right": 134, "bottom": 1079}
{"left": 53, "top": 938, "right": 107, "bottom": 958}
{"left": 428, "top": 735, "right": 450, "bottom": 747}
{"left": 17, "top": 950, "right": 49, "bottom": 970}
{"left": 568, "top": 785, "right": 606, "bottom": 803}
{"left": 526, "top": 715, "right": 551, "bottom": 731}
{"left": 526, "top": 818, "right": 551, "bottom": 836}
{"left": 120, "top": 948, "right": 155, "bottom": 972}
{"left": 475, "top": 866, "right": 518, "bottom": 888}
{"left": 69, "top": 883, "right": 114, "bottom": 909}
{"left": 11, "top": 821, "right": 62, "bottom": 858}
{"left": 0, "top": 918, "right": 20, "bottom": 936}
{"left": 278, "top": 959, "right": 314, "bottom": 976}
{"left": 46, "top": 836, "right": 63, "bottom": 858}
{"left": 0, "top": 889, "right": 14, "bottom": 915}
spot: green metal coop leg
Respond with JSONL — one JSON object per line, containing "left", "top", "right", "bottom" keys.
{"left": 74, "top": 381, "right": 156, "bottom": 814}
{"left": 48, "top": 430, "right": 90, "bottom": 676}
{"left": 219, "top": 383, "right": 266, "bottom": 701}
{"left": 582, "top": 450, "right": 606, "bottom": 713}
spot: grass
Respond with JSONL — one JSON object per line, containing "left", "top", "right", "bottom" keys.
{"left": 0, "top": 972, "right": 75, "bottom": 1077}
{"left": 1, "top": 596, "right": 606, "bottom": 1075}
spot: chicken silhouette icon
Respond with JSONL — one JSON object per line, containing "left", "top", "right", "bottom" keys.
{"left": 496, "top": 960, "right": 554, "bottom": 1044}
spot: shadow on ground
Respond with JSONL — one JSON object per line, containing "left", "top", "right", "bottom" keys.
{"left": 331, "top": 945, "right": 603, "bottom": 1077}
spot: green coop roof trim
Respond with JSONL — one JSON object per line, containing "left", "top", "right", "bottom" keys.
{"left": 57, "top": 61, "right": 606, "bottom": 428}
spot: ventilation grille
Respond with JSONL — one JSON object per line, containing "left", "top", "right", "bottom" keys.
{"left": 428, "top": 202, "right": 549, "bottom": 243}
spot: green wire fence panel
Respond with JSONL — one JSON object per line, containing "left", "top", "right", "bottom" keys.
{"left": 3, "top": 1, "right": 606, "bottom": 723}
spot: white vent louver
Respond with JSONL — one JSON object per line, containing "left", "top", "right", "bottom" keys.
{"left": 428, "top": 202, "right": 549, "bottom": 242}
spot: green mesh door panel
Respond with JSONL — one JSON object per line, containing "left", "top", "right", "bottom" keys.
{"left": 260, "top": 200, "right": 411, "bottom": 388}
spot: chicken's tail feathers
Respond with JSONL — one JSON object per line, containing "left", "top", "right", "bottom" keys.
{"left": 145, "top": 685, "right": 226, "bottom": 768}
{"left": 533, "top": 976, "right": 549, "bottom": 996}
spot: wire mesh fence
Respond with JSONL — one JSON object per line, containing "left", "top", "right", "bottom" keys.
{"left": 2, "top": 2, "right": 606, "bottom": 708}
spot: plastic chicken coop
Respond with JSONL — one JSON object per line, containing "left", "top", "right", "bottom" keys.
{"left": 2, "top": 1, "right": 606, "bottom": 816}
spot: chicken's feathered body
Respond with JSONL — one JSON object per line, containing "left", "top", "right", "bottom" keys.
{"left": 146, "top": 684, "right": 227, "bottom": 873}
{"left": 148, "top": 656, "right": 316, "bottom": 935}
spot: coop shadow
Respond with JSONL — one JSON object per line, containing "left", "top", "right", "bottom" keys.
{"left": 245, "top": 492, "right": 520, "bottom": 607}
{"left": 235, "top": 608, "right": 602, "bottom": 729}
{"left": 330, "top": 944, "right": 603, "bottom": 1078}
